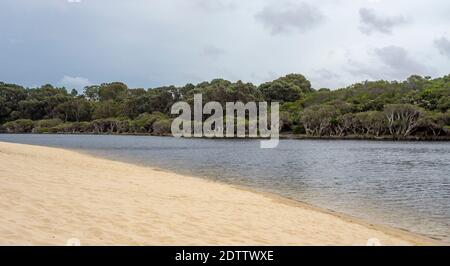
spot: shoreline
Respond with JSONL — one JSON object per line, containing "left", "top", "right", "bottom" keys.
{"left": 0, "top": 141, "right": 444, "bottom": 245}
{"left": 47, "top": 147, "right": 447, "bottom": 245}
{"left": 1, "top": 132, "right": 450, "bottom": 141}
{"left": 229, "top": 185, "right": 444, "bottom": 245}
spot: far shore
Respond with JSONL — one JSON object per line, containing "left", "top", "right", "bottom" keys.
{"left": 0, "top": 141, "right": 444, "bottom": 245}
{"left": 1, "top": 132, "right": 450, "bottom": 141}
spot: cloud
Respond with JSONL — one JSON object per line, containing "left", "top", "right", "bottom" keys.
{"left": 250, "top": 71, "right": 279, "bottom": 84}
{"left": 67, "top": 0, "right": 82, "bottom": 3}
{"left": 202, "top": 45, "right": 226, "bottom": 58}
{"left": 255, "top": 2, "right": 324, "bottom": 35}
{"left": 1, "top": 0, "right": 448, "bottom": 90}
{"left": 60, "top": 75, "right": 91, "bottom": 92}
{"left": 314, "top": 69, "right": 340, "bottom": 80}
{"left": 348, "top": 46, "right": 432, "bottom": 80}
{"left": 193, "top": 0, "right": 236, "bottom": 12}
{"left": 374, "top": 46, "right": 428, "bottom": 74}
{"left": 359, "top": 8, "right": 408, "bottom": 35}
{"left": 310, "top": 69, "right": 344, "bottom": 89}
{"left": 434, "top": 36, "right": 450, "bottom": 58}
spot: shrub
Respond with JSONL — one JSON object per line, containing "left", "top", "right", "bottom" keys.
{"left": 91, "top": 118, "right": 121, "bottom": 133}
{"left": 152, "top": 119, "right": 172, "bottom": 135}
{"left": 32, "top": 118, "right": 63, "bottom": 133}
{"left": 3, "top": 119, "right": 34, "bottom": 133}
{"left": 292, "top": 124, "right": 305, "bottom": 134}
{"left": 116, "top": 119, "right": 131, "bottom": 133}
{"left": 49, "top": 122, "right": 91, "bottom": 134}
{"left": 444, "top": 126, "right": 450, "bottom": 135}
{"left": 131, "top": 112, "right": 169, "bottom": 133}
{"left": 384, "top": 104, "right": 423, "bottom": 137}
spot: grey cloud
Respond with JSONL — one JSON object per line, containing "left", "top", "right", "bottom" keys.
{"left": 1, "top": 0, "right": 448, "bottom": 90}
{"left": 375, "top": 46, "right": 429, "bottom": 75}
{"left": 250, "top": 71, "right": 279, "bottom": 84}
{"left": 202, "top": 45, "right": 226, "bottom": 58}
{"left": 193, "top": 0, "right": 236, "bottom": 12}
{"left": 310, "top": 69, "right": 344, "bottom": 89}
{"left": 313, "top": 69, "right": 340, "bottom": 81}
{"left": 434, "top": 37, "right": 450, "bottom": 58}
{"left": 255, "top": 2, "right": 324, "bottom": 35}
{"left": 348, "top": 46, "right": 432, "bottom": 80}
{"left": 359, "top": 8, "right": 408, "bottom": 35}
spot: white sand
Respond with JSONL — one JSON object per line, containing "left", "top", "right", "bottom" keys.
{"left": 0, "top": 141, "right": 439, "bottom": 245}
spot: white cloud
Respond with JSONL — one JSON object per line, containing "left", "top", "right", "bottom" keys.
{"left": 60, "top": 75, "right": 92, "bottom": 92}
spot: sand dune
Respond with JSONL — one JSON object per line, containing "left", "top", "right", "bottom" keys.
{"left": 0, "top": 141, "right": 438, "bottom": 245}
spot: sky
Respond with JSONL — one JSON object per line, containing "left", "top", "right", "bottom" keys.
{"left": 0, "top": 0, "right": 449, "bottom": 91}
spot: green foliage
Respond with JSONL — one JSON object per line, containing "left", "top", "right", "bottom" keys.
{"left": 300, "top": 105, "right": 340, "bottom": 136}
{"left": 33, "top": 118, "right": 63, "bottom": 133}
{"left": 3, "top": 119, "right": 35, "bottom": 133}
{"left": 98, "top": 82, "right": 128, "bottom": 101}
{"left": 418, "top": 111, "right": 450, "bottom": 136}
{"left": 259, "top": 81, "right": 301, "bottom": 103}
{"left": 152, "top": 119, "right": 172, "bottom": 135}
{"left": 49, "top": 122, "right": 91, "bottom": 134}
{"left": 0, "top": 74, "right": 449, "bottom": 138}
{"left": 354, "top": 111, "right": 386, "bottom": 136}
{"left": 259, "top": 74, "right": 313, "bottom": 103}
{"left": 184, "top": 79, "right": 262, "bottom": 105}
{"left": 0, "top": 82, "right": 27, "bottom": 124}
{"left": 384, "top": 104, "right": 423, "bottom": 138}
{"left": 130, "top": 112, "right": 169, "bottom": 133}
{"left": 292, "top": 124, "right": 305, "bottom": 134}
{"left": 277, "top": 74, "right": 313, "bottom": 93}
{"left": 55, "top": 98, "right": 92, "bottom": 122}
{"left": 83, "top": 85, "right": 100, "bottom": 101}
{"left": 92, "top": 100, "right": 119, "bottom": 120}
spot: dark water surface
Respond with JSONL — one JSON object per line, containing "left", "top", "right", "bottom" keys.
{"left": 1, "top": 134, "right": 449, "bottom": 242}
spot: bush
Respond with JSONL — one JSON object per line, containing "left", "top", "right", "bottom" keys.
{"left": 152, "top": 119, "right": 172, "bottom": 135}
{"left": 292, "top": 124, "right": 305, "bottom": 134}
{"left": 3, "top": 119, "right": 34, "bottom": 133}
{"left": 115, "top": 119, "right": 131, "bottom": 133}
{"left": 417, "top": 112, "right": 450, "bottom": 136}
{"left": 384, "top": 104, "right": 423, "bottom": 137}
{"left": 49, "top": 122, "right": 91, "bottom": 133}
{"left": 444, "top": 126, "right": 450, "bottom": 134}
{"left": 91, "top": 118, "right": 120, "bottom": 133}
{"left": 131, "top": 112, "right": 169, "bottom": 133}
{"left": 32, "top": 118, "right": 63, "bottom": 133}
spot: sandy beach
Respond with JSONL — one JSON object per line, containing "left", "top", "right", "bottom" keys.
{"left": 0, "top": 141, "right": 440, "bottom": 246}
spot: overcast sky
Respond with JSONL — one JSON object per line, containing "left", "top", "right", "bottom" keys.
{"left": 0, "top": 0, "right": 449, "bottom": 91}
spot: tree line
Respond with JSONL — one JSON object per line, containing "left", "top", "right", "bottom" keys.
{"left": 0, "top": 74, "right": 449, "bottom": 139}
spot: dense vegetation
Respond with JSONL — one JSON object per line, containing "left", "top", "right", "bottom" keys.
{"left": 1, "top": 74, "right": 449, "bottom": 139}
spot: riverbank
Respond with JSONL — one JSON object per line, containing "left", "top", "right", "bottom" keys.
{"left": 2, "top": 132, "right": 450, "bottom": 141}
{"left": 0, "top": 141, "right": 441, "bottom": 245}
